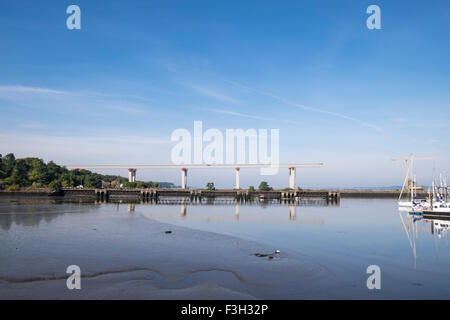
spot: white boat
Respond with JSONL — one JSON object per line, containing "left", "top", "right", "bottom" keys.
{"left": 423, "top": 202, "right": 450, "bottom": 214}
{"left": 396, "top": 156, "right": 432, "bottom": 210}
{"left": 399, "top": 199, "right": 430, "bottom": 207}
{"left": 398, "top": 200, "right": 412, "bottom": 207}
{"left": 421, "top": 181, "right": 450, "bottom": 214}
{"left": 397, "top": 158, "right": 428, "bottom": 210}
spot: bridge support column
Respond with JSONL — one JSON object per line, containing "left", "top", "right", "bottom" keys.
{"left": 289, "top": 167, "right": 295, "bottom": 189}
{"left": 235, "top": 167, "right": 240, "bottom": 189}
{"left": 128, "top": 168, "right": 136, "bottom": 182}
{"left": 181, "top": 168, "right": 188, "bottom": 189}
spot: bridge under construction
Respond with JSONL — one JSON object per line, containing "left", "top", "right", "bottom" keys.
{"left": 65, "top": 163, "right": 324, "bottom": 189}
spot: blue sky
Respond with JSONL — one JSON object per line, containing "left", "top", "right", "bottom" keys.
{"left": 0, "top": 0, "right": 449, "bottom": 188}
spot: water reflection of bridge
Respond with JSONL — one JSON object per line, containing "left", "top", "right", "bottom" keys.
{"left": 63, "top": 188, "right": 341, "bottom": 204}
{"left": 113, "top": 198, "right": 334, "bottom": 206}
{"left": 115, "top": 197, "right": 337, "bottom": 222}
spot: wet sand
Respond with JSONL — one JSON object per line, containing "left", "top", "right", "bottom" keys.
{"left": 0, "top": 205, "right": 337, "bottom": 299}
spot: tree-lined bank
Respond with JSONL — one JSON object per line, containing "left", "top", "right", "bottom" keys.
{"left": 0, "top": 154, "right": 176, "bottom": 191}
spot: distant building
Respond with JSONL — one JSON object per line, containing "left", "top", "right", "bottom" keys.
{"left": 111, "top": 178, "right": 121, "bottom": 188}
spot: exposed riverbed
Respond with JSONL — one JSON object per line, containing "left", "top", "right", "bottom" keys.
{"left": 0, "top": 196, "right": 449, "bottom": 299}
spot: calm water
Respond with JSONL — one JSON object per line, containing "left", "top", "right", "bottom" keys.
{"left": 1, "top": 196, "right": 450, "bottom": 299}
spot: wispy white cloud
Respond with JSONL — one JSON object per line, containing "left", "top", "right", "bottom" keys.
{"left": 0, "top": 85, "right": 67, "bottom": 95}
{"left": 104, "top": 101, "right": 148, "bottom": 114}
{"left": 201, "top": 107, "right": 299, "bottom": 125}
{"left": 0, "top": 133, "right": 169, "bottom": 146}
{"left": 78, "top": 90, "right": 154, "bottom": 104}
{"left": 186, "top": 84, "right": 240, "bottom": 103}
{"left": 0, "top": 84, "right": 152, "bottom": 116}
{"left": 203, "top": 108, "right": 275, "bottom": 121}
{"left": 224, "top": 80, "right": 384, "bottom": 132}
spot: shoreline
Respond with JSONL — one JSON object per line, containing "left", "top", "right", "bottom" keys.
{"left": 0, "top": 188, "right": 423, "bottom": 199}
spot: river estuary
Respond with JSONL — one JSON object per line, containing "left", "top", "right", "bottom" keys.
{"left": 1, "top": 195, "right": 449, "bottom": 299}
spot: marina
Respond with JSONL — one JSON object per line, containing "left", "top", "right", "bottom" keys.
{"left": 397, "top": 157, "right": 450, "bottom": 217}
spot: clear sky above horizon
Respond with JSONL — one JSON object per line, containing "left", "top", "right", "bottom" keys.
{"left": 0, "top": 0, "right": 449, "bottom": 188}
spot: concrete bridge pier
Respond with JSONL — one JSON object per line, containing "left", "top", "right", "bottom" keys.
{"left": 141, "top": 189, "right": 154, "bottom": 202}
{"left": 190, "top": 190, "right": 200, "bottom": 203}
{"left": 181, "top": 168, "right": 188, "bottom": 189}
{"left": 327, "top": 191, "right": 340, "bottom": 204}
{"left": 289, "top": 167, "right": 296, "bottom": 189}
{"left": 128, "top": 168, "right": 136, "bottom": 182}
{"left": 95, "top": 189, "right": 109, "bottom": 202}
{"left": 235, "top": 167, "right": 240, "bottom": 189}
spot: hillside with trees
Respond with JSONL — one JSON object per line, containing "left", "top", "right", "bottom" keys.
{"left": 0, "top": 153, "right": 176, "bottom": 191}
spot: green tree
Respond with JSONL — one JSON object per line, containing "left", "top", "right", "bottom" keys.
{"left": 248, "top": 186, "right": 255, "bottom": 192}
{"left": 28, "top": 158, "right": 47, "bottom": 185}
{"left": 0, "top": 154, "right": 5, "bottom": 179}
{"left": 4, "top": 159, "right": 29, "bottom": 186}
{"left": 43, "top": 161, "right": 63, "bottom": 185}
{"left": 154, "top": 182, "right": 159, "bottom": 188}
{"left": 206, "top": 182, "right": 215, "bottom": 190}
{"left": 258, "top": 181, "right": 271, "bottom": 191}
{"left": 2, "top": 153, "right": 16, "bottom": 177}
{"left": 48, "top": 180, "right": 62, "bottom": 191}
{"left": 0, "top": 153, "right": 162, "bottom": 190}
{"left": 123, "top": 182, "right": 134, "bottom": 188}
{"left": 83, "top": 173, "right": 102, "bottom": 188}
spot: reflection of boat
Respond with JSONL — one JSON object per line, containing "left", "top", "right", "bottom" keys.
{"left": 399, "top": 210, "right": 449, "bottom": 268}
{"left": 432, "top": 220, "right": 449, "bottom": 240}
{"left": 398, "top": 210, "right": 420, "bottom": 268}
{"left": 424, "top": 215, "right": 450, "bottom": 240}
{"left": 432, "top": 219, "right": 450, "bottom": 231}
